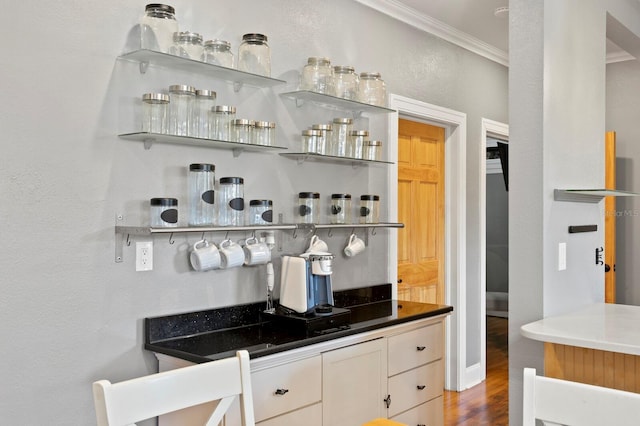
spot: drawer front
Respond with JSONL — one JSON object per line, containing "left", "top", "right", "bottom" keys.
{"left": 388, "top": 322, "right": 443, "bottom": 376}
{"left": 257, "top": 402, "right": 322, "bottom": 426}
{"left": 252, "top": 355, "right": 322, "bottom": 422}
{"left": 391, "top": 396, "right": 444, "bottom": 426}
{"left": 388, "top": 360, "right": 444, "bottom": 417}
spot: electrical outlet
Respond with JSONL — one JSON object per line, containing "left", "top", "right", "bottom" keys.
{"left": 136, "top": 241, "right": 153, "bottom": 271}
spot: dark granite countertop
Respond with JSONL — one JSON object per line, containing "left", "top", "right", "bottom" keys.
{"left": 145, "top": 284, "right": 453, "bottom": 363}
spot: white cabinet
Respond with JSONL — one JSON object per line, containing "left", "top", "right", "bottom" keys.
{"left": 322, "top": 338, "right": 388, "bottom": 426}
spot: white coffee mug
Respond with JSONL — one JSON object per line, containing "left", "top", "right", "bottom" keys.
{"left": 190, "top": 239, "right": 221, "bottom": 271}
{"left": 219, "top": 239, "right": 245, "bottom": 269}
{"left": 243, "top": 237, "right": 271, "bottom": 266}
{"left": 307, "top": 234, "right": 329, "bottom": 253}
{"left": 344, "top": 233, "right": 366, "bottom": 257}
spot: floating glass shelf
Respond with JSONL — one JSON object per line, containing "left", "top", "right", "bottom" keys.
{"left": 280, "top": 90, "right": 396, "bottom": 115}
{"left": 280, "top": 152, "right": 393, "bottom": 166}
{"left": 554, "top": 189, "right": 639, "bottom": 203}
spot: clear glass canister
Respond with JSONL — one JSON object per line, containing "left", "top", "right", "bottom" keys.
{"left": 141, "top": 93, "right": 169, "bottom": 134}
{"left": 330, "top": 118, "right": 353, "bottom": 157}
{"left": 188, "top": 163, "right": 215, "bottom": 226}
{"left": 193, "top": 89, "right": 216, "bottom": 138}
{"left": 171, "top": 31, "right": 204, "bottom": 60}
{"left": 232, "top": 119, "right": 253, "bottom": 144}
{"left": 364, "top": 140, "right": 382, "bottom": 161}
{"left": 202, "top": 39, "right": 234, "bottom": 68}
{"left": 300, "top": 57, "right": 334, "bottom": 94}
{"left": 298, "top": 192, "right": 320, "bottom": 224}
{"left": 357, "top": 72, "right": 387, "bottom": 106}
{"left": 168, "top": 84, "right": 196, "bottom": 136}
{"left": 218, "top": 177, "right": 244, "bottom": 226}
{"left": 311, "top": 124, "right": 332, "bottom": 155}
{"left": 139, "top": 3, "right": 179, "bottom": 53}
{"left": 212, "top": 105, "right": 236, "bottom": 141}
{"left": 249, "top": 199, "right": 273, "bottom": 225}
{"left": 347, "top": 130, "right": 369, "bottom": 159}
{"left": 333, "top": 66, "right": 359, "bottom": 100}
{"left": 150, "top": 197, "right": 178, "bottom": 227}
{"left": 330, "top": 193, "right": 351, "bottom": 224}
{"left": 237, "top": 33, "right": 271, "bottom": 77}
{"left": 359, "top": 194, "right": 380, "bottom": 224}
{"left": 253, "top": 121, "right": 275, "bottom": 146}
{"left": 301, "top": 129, "right": 322, "bottom": 153}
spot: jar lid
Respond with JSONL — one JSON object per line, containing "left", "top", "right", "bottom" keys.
{"left": 254, "top": 120, "right": 275, "bottom": 128}
{"left": 150, "top": 197, "right": 178, "bottom": 206}
{"left": 169, "top": 84, "right": 196, "bottom": 94}
{"left": 204, "top": 39, "right": 231, "bottom": 49}
{"left": 189, "top": 163, "right": 215, "bottom": 172}
{"left": 349, "top": 130, "right": 370, "bottom": 136}
{"left": 299, "top": 192, "right": 320, "bottom": 199}
{"left": 366, "top": 140, "right": 383, "bottom": 146}
{"left": 145, "top": 4, "right": 175, "bottom": 14}
{"left": 173, "top": 31, "right": 203, "bottom": 44}
{"left": 250, "top": 199, "right": 273, "bottom": 206}
{"left": 332, "top": 118, "right": 353, "bottom": 125}
{"left": 195, "top": 89, "right": 216, "bottom": 99}
{"left": 233, "top": 118, "right": 253, "bottom": 126}
{"left": 220, "top": 177, "right": 244, "bottom": 184}
{"left": 142, "top": 93, "right": 169, "bottom": 103}
{"left": 311, "top": 124, "right": 332, "bottom": 131}
{"left": 331, "top": 193, "right": 351, "bottom": 199}
{"left": 214, "top": 105, "right": 236, "bottom": 113}
{"left": 360, "top": 194, "right": 380, "bottom": 201}
{"left": 307, "top": 57, "right": 331, "bottom": 66}
{"left": 360, "top": 72, "right": 382, "bottom": 79}
{"left": 242, "top": 33, "right": 268, "bottom": 42}
{"left": 334, "top": 65, "right": 355, "bottom": 73}
{"left": 301, "top": 130, "right": 322, "bottom": 136}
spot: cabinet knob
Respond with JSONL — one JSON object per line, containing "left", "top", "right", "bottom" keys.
{"left": 416, "top": 346, "right": 426, "bottom": 351}
{"left": 417, "top": 385, "right": 426, "bottom": 390}
{"left": 397, "top": 279, "right": 403, "bottom": 284}
{"left": 274, "top": 388, "right": 289, "bottom": 396}
{"left": 417, "top": 424, "right": 426, "bottom": 426}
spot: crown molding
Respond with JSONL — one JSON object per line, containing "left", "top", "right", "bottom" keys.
{"left": 354, "top": 0, "right": 509, "bottom": 67}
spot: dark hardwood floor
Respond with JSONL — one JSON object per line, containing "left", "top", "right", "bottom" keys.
{"left": 444, "top": 316, "right": 509, "bottom": 425}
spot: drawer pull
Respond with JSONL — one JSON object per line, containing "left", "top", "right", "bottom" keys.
{"left": 416, "top": 385, "right": 426, "bottom": 390}
{"left": 383, "top": 394, "right": 391, "bottom": 408}
{"left": 274, "top": 388, "right": 289, "bottom": 396}
{"left": 416, "top": 346, "right": 426, "bottom": 351}
{"left": 417, "top": 424, "right": 426, "bottom": 426}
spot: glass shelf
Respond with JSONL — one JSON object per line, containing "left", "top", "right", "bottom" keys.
{"left": 554, "top": 189, "right": 639, "bottom": 203}
{"left": 118, "top": 49, "right": 287, "bottom": 90}
{"left": 118, "top": 132, "right": 288, "bottom": 156}
{"left": 280, "top": 90, "right": 396, "bottom": 115}
{"left": 280, "top": 152, "right": 393, "bottom": 166}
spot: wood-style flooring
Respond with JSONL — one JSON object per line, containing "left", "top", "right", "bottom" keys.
{"left": 444, "top": 316, "right": 509, "bottom": 425}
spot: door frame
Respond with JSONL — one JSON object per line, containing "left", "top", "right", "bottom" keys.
{"left": 386, "top": 94, "right": 467, "bottom": 391}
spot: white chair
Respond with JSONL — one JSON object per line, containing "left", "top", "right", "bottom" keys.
{"left": 93, "top": 350, "right": 255, "bottom": 426}
{"left": 523, "top": 367, "right": 640, "bottom": 426}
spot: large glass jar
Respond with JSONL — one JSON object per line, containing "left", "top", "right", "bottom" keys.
{"left": 329, "top": 118, "right": 353, "bottom": 157}
{"left": 193, "top": 89, "right": 216, "bottom": 138}
{"left": 168, "top": 84, "right": 196, "bottom": 136}
{"left": 332, "top": 66, "right": 359, "bottom": 100}
{"left": 363, "top": 140, "right": 382, "bottom": 161}
{"left": 232, "top": 119, "right": 253, "bottom": 144}
{"left": 212, "top": 105, "right": 236, "bottom": 141}
{"left": 249, "top": 200, "right": 273, "bottom": 225}
{"left": 301, "top": 129, "right": 322, "bottom": 153}
{"left": 330, "top": 193, "right": 351, "bottom": 224}
{"left": 237, "top": 33, "right": 271, "bottom": 77}
{"left": 253, "top": 121, "right": 275, "bottom": 146}
{"left": 218, "top": 177, "right": 245, "bottom": 226}
{"left": 357, "top": 72, "right": 387, "bottom": 106}
{"left": 139, "top": 4, "right": 179, "bottom": 53}
{"left": 359, "top": 194, "right": 380, "bottom": 224}
{"left": 298, "top": 192, "right": 320, "bottom": 224}
{"left": 141, "top": 93, "right": 169, "bottom": 134}
{"left": 311, "top": 124, "right": 332, "bottom": 155}
{"left": 300, "top": 57, "right": 334, "bottom": 94}
{"left": 150, "top": 197, "right": 178, "bottom": 227}
{"left": 188, "top": 163, "right": 215, "bottom": 226}
{"left": 347, "top": 130, "right": 369, "bottom": 159}
{"left": 202, "top": 39, "right": 234, "bottom": 68}
{"left": 171, "top": 31, "right": 204, "bottom": 60}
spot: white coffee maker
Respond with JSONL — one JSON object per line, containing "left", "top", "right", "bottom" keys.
{"left": 279, "top": 253, "right": 335, "bottom": 315}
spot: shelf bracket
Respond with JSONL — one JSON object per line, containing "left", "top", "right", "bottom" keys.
{"left": 295, "top": 98, "right": 304, "bottom": 108}
{"left": 233, "top": 82, "right": 243, "bottom": 92}
{"left": 143, "top": 138, "right": 154, "bottom": 150}
{"left": 231, "top": 148, "right": 244, "bottom": 158}
{"left": 139, "top": 60, "right": 149, "bottom": 74}
{"left": 115, "top": 214, "right": 125, "bottom": 263}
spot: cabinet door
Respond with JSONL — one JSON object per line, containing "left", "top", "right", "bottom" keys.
{"left": 322, "top": 338, "right": 388, "bottom": 426}
{"left": 388, "top": 322, "right": 443, "bottom": 376}
{"left": 391, "top": 396, "right": 443, "bottom": 426}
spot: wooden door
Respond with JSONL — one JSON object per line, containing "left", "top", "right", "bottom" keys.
{"left": 397, "top": 119, "right": 445, "bottom": 304}
{"left": 605, "top": 131, "right": 616, "bottom": 303}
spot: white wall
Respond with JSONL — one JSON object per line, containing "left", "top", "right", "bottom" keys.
{"left": 0, "top": 1, "right": 507, "bottom": 423}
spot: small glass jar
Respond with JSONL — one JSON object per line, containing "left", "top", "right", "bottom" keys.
{"left": 171, "top": 31, "right": 204, "bottom": 60}
{"left": 150, "top": 197, "right": 178, "bottom": 227}
{"left": 249, "top": 199, "right": 273, "bottom": 225}
{"left": 193, "top": 89, "right": 216, "bottom": 138}
{"left": 359, "top": 195, "right": 380, "bottom": 224}
{"left": 357, "top": 72, "right": 387, "bottom": 106}
{"left": 333, "top": 66, "right": 359, "bottom": 100}
{"left": 311, "top": 124, "right": 332, "bottom": 155}
{"left": 253, "top": 121, "right": 275, "bottom": 146}
{"left": 298, "top": 192, "right": 320, "bottom": 224}
{"left": 301, "top": 129, "right": 322, "bottom": 153}
{"left": 364, "top": 140, "right": 382, "bottom": 161}
{"left": 218, "top": 177, "right": 244, "bottom": 226}
{"left": 232, "top": 119, "right": 253, "bottom": 144}
{"left": 141, "top": 93, "right": 169, "bottom": 134}
{"left": 330, "top": 118, "right": 353, "bottom": 157}
{"left": 237, "top": 33, "right": 271, "bottom": 77}
{"left": 330, "top": 194, "right": 351, "bottom": 224}
{"left": 188, "top": 163, "right": 216, "bottom": 226}
{"left": 300, "top": 57, "right": 334, "bottom": 94}
{"left": 347, "top": 130, "right": 369, "bottom": 159}
{"left": 139, "top": 4, "right": 179, "bottom": 53}
{"left": 168, "top": 84, "right": 196, "bottom": 136}
{"left": 212, "top": 105, "right": 236, "bottom": 141}
{"left": 202, "top": 39, "right": 234, "bottom": 68}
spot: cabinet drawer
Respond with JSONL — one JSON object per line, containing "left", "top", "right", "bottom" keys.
{"left": 388, "top": 322, "right": 443, "bottom": 375}
{"left": 252, "top": 355, "right": 322, "bottom": 422}
{"left": 388, "top": 360, "right": 443, "bottom": 417}
{"left": 391, "top": 396, "right": 444, "bottom": 426}
{"left": 257, "top": 402, "right": 322, "bottom": 426}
